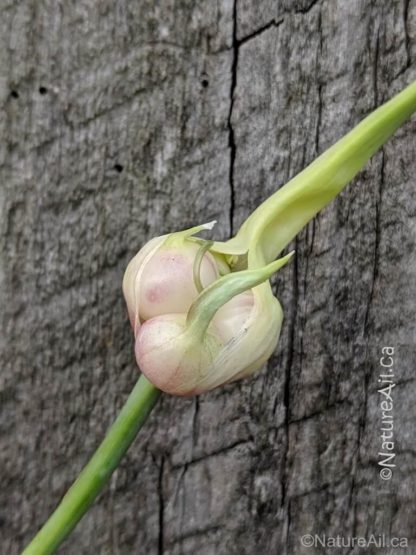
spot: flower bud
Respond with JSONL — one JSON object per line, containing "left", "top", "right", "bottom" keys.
{"left": 134, "top": 252, "right": 294, "bottom": 395}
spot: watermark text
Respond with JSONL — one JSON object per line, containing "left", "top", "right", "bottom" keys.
{"left": 378, "top": 346, "right": 396, "bottom": 480}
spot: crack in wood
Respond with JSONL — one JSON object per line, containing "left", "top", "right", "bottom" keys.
{"left": 158, "top": 455, "right": 165, "bottom": 555}
{"left": 227, "top": 0, "right": 238, "bottom": 237}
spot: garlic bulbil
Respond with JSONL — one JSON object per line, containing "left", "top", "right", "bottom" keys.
{"left": 122, "top": 222, "right": 219, "bottom": 335}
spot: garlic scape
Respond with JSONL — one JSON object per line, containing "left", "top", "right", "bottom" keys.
{"left": 124, "top": 80, "right": 416, "bottom": 396}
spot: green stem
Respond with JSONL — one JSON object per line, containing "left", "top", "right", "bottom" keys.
{"left": 22, "top": 376, "right": 161, "bottom": 555}
{"left": 213, "top": 80, "right": 416, "bottom": 263}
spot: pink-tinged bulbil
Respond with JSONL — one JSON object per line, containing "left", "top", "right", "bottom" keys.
{"left": 134, "top": 314, "right": 224, "bottom": 396}
{"left": 122, "top": 222, "right": 219, "bottom": 335}
{"left": 138, "top": 242, "right": 218, "bottom": 321}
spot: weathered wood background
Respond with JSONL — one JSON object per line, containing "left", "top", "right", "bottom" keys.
{"left": 1, "top": 1, "right": 415, "bottom": 553}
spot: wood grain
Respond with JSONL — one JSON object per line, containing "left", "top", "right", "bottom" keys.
{"left": 1, "top": 1, "right": 415, "bottom": 553}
